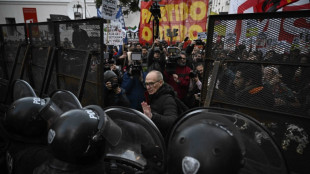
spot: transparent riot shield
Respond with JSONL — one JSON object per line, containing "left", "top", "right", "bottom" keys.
{"left": 50, "top": 89, "right": 82, "bottom": 112}
{"left": 11, "top": 79, "right": 37, "bottom": 101}
{"left": 167, "top": 107, "right": 288, "bottom": 174}
{"left": 103, "top": 106, "right": 166, "bottom": 173}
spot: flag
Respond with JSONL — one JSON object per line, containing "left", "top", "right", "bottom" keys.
{"left": 97, "top": 8, "right": 102, "bottom": 18}
{"left": 229, "top": 0, "right": 310, "bottom": 14}
{"left": 256, "top": 0, "right": 299, "bottom": 12}
{"left": 111, "top": 7, "right": 127, "bottom": 56}
{"left": 114, "top": 7, "right": 126, "bottom": 29}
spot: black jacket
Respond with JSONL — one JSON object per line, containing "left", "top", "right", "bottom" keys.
{"left": 103, "top": 87, "right": 130, "bottom": 108}
{"left": 6, "top": 142, "right": 52, "bottom": 174}
{"left": 148, "top": 83, "right": 178, "bottom": 138}
{"left": 33, "top": 158, "right": 105, "bottom": 174}
{"left": 147, "top": 49, "right": 166, "bottom": 73}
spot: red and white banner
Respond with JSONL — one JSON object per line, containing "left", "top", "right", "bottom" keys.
{"left": 23, "top": 8, "right": 38, "bottom": 24}
{"left": 139, "top": 0, "right": 209, "bottom": 45}
{"left": 256, "top": 0, "right": 299, "bottom": 12}
{"left": 229, "top": 0, "right": 310, "bottom": 14}
{"left": 227, "top": 0, "right": 310, "bottom": 52}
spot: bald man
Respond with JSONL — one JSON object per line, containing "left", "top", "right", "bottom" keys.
{"left": 141, "top": 70, "right": 178, "bottom": 138}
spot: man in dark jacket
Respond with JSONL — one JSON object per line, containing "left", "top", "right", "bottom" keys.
{"left": 121, "top": 64, "right": 147, "bottom": 111}
{"left": 72, "top": 24, "right": 89, "bottom": 49}
{"left": 233, "top": 64, "right": 274, "bottom": 109}
{"left": 147, "top": 39, "right": 166, "bottom": 73}
{"left": 141, "top": 70, "right": 178, "bottom": 139}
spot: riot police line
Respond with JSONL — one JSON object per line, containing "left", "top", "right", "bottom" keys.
{"left": 0, "top": 79, "right": 288, "bottom": 174}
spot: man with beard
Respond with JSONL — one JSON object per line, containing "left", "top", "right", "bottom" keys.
{"left": 164, "top": 51, "right": 192, "bottom": 102}
{"left": 233, "top": 64, "right": 274, "bottom": 108}
{"left": 141, "top": 70, "right": 178, "bottom": 139}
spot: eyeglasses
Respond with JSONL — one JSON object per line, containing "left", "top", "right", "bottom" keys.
{"left": 145, "top": 80, "right": 160, "bottom": 87}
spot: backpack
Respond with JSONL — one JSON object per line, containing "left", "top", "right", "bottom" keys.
{"left": 174, "top": 97, "right": 189, "bottom": 116}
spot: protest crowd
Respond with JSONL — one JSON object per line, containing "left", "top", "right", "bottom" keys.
{"left": 101, "top": 36, "right": 310, "bottom": 118}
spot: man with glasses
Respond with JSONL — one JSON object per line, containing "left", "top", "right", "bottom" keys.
{"left": 164, "top": 51, "right": 192, "bottom": 103}
{"left": 141, "top": 70, "right": 178, "bottom": 139}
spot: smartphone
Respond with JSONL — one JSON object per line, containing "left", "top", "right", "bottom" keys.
{"left": 184, "top": 37, "right": 189, "bottom": 42}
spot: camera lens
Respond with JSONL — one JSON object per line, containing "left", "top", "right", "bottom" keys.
{"left": 111, "top": 82, "right": 119, "bottom": 89}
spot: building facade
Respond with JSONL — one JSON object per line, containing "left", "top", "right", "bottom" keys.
{"left": 0, "top": 0, "right": 139, "bottom": 28}
{"left": 210, "top": 0, "right": 230, "bottom": 14}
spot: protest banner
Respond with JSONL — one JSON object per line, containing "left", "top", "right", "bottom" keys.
{"left": 101, "top": 0, "right": 119, "bottom": 20}
{"left": 103, "top": 23, "right": 124, "bottom": 45}
{"left": 139, "top": 0, "right": 209, "bottom": 45}
{"left": 227, "top": 0, "right": 310, "bottom": 53}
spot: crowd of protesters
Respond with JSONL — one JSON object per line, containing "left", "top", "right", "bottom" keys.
{"left": 211, "top": 40, "right": 310, "bottom": 116}
{"left": 102, "top": 38, "right": 206, "bottom": 112}
{"left": 101, "top": 37, "right": 310, "bottom": 117}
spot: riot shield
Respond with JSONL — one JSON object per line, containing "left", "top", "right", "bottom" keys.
{"left": 11, "top": 79, "right": 37, "bottom": 101}
{"left": 103, "top": 106, "right": 166, "bottom": 173}
{"left": 167, "top": 107, "right": 288, "bottom": 174}
{"left": 50, "top": 89, "right": 82, "bottom": 112}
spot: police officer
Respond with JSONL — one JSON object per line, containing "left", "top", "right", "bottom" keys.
{"left": 34, "top": 105, "right": 122, "bottom": 174}
{"left": 0, "top": 97, "right": 62, "bottom": 174}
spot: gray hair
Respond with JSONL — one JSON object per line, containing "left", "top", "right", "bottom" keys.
{"left": 149, "top": 70, "right": 163, "bottom": 81}
{"left": 264, "top": 66, "right": 279, "bottom": 76}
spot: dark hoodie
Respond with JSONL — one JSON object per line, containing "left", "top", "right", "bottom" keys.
{"left": 146, "top": 83, "right": 178, "bottom": 139}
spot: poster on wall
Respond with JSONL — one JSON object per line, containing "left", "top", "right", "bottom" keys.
{"left": 23, "top": 8, "right": 38, "bottom": 37}
{"left": 139, "top": 0, "right": 209, "bottom": 45}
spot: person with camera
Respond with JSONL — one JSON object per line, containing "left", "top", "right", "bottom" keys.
{"left": 121, "top": 62, "right": 147, "bottom": 111}
{"left": 103, "top": 70, "right": 130, "bottom": 107}
{"left": 164, "top": 51, "right": 192, "bottom": 102}
{"left": 185, "top": 63, "right": 204, "bottom": 108}
{"left": 147, "top": 39, "right": 166, "bottom": 73}
{"left": 185, "top": 39, "right": 203, "bottom": 56}
{"left": 141, "top": 46, "right": 149, "bottom": 68}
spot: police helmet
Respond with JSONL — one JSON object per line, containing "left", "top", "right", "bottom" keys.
{"left": 48, "top": 105, "right": 122, "bottom": 165}
{"left": 167, "top": 107, "right": 289, "bottom": 174}
{"left": 4, "top": 97, "right": 62, "bottom": 140}
{"left": 167, "top": 109, "right": 245, "bottom": 174}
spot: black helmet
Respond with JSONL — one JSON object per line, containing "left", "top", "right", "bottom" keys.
{"left": 48, "top": 105, "right": 122, "bottom": 165}
{"left": 3, "top": 97, "right": 62, "bottom": 141}
{"left": 167, "top": 111, "right": 244, "bottom": 174}
{"left": 167, "top": 107, "right": 289, "bottom": 174}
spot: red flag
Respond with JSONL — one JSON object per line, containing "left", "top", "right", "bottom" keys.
{"left": 256, "top": 0, "right": 299, "bottom": 12}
